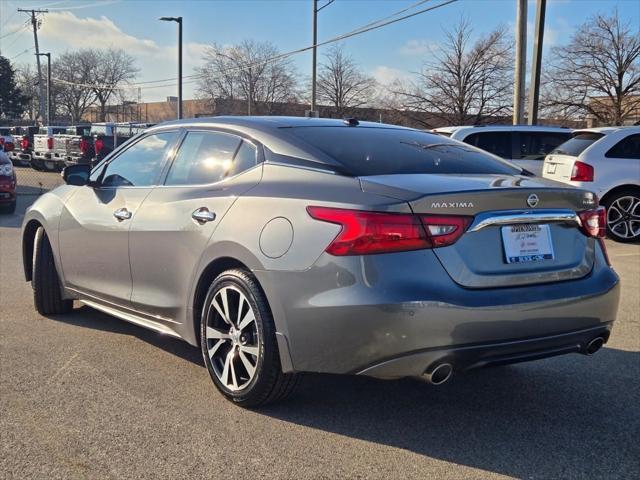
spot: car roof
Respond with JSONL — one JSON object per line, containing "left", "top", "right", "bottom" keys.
{"left": 433, "top": 125, "right": 572, "bottom": 134}
{"left": 146, "top": 116, "right": 422, "bottom": 170}
{"left": 572, "top": 126, "right": 640, "bottom": 135}
{"left": 155, "top": 115, "right": 409, "bottom": 131}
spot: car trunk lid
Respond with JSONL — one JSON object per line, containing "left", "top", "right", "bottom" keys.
{"left": 360, "top": 174, "right": 598, "bottom": 289}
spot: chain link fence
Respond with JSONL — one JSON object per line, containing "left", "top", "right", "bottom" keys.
{"left": 14, "top": 165, "right": 64, "bottom": 196}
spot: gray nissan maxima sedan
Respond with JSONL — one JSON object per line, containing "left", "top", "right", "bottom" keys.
{"left": 22, "top": 117, "right": 620, "bottom": 407}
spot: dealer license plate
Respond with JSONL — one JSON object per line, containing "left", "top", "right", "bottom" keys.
{"left": 501, "top": 224, "right": 554, "bottom": 264}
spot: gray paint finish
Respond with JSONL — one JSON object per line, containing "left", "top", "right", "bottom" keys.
{"left": 22, "top": 116, "right": 620, "bottom": 381}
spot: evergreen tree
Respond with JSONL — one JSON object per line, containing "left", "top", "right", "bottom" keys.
{"left": 0, "top": 56, "right": 30, "bottom": 120}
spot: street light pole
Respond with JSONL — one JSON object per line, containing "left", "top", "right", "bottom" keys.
{"left": 159, "top": 16, "right": 183, "bottom": 119}
{"left": 36, "top": 52, "right": 51, "bottom": 125}
{"left": 311, "top": 0, "right": 318, "bottom": 114}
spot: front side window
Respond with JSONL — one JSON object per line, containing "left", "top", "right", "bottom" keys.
{"left": 516, "top": 132, "right": 572, "bottom": 160}
{"left": 100, "top": 131, "right": 178, "bottom": 187}
{"left": 464, "top": 131, "right": 512, "bottom": 159}
{"left": 605, "top": 134, "right": 640, "bottom": 159}
{"left": 165, "top": 131, "right": 254, "bottom": 185}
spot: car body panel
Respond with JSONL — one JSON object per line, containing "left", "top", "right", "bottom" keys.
{"left": 58, "top": 185, "right": 154, "bottom": 306}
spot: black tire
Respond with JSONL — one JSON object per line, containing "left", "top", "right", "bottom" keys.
{"left": 0, "top": 201, "right": 16, "bottom": 214}
{"left": 200, "top": 269, "right": 297, "bottom": 407}
{"left": 32, "top": 227, "right": 73, "bottom": 315}
{"left": 603, "top": 188, "right": 640, "bottom": 243}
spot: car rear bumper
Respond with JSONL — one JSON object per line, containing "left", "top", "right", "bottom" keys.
{"left": 256, "top": 243, "right": 620, "bottom": 377}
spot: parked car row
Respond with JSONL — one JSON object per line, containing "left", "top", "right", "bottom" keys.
{"left": 2, "top": 122, "right": 155, "bottom": 172}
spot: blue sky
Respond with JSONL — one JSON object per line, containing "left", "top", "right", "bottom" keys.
{"left": 1, "top": 0, "right": 638, "bottom": 102}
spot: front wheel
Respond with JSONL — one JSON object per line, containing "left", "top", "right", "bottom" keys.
{"left": 604, "top": 189, "right": 640, "bottom": 243}
{"left": 200, "top": 269, "right": 297, "bottom": 407}
{"left": 32, "top": 227, "right": 73, "bottom": 315}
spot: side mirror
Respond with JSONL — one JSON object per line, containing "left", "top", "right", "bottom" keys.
{"left": 62, "top": 164, "right": 91, "bottom": 186}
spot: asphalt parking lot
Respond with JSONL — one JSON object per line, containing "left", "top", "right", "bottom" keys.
{"left": 1, "top": 176, "right": 639, "bottom": 479}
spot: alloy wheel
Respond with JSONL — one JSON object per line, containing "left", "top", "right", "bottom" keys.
{"left": 607, "top": 195, "right": 640, "bottom": 240}
{"left": 204, "top": 286, "right": 260, "bottom": 392}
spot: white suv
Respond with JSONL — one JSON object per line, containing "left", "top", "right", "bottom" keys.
{"left": 433, "top": 125, "right": 573, "bottom": 176}
{"left": 543, "top": 126, "right": 640, "bottom": 242}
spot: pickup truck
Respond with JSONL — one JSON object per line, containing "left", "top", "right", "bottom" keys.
{"left": 49, "top": 125, "right": 92, "bottom": 166}
{"left": 9, "top": 126, "right": 39, "bottom": 167}
{"left": 0, "top": 127, "right": 15, "bottom": 157}
{"left": 31, "top": 126, "right": 68, "bottom": 171}
{"left": 90, "top": 123, "right": 154, "bottom": 163}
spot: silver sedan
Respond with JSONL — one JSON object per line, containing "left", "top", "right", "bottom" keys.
{"left": 22, "top": 117, "right": 620, "bottom": 406}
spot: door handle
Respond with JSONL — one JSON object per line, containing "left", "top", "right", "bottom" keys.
{"left": 113, "top": 207, "right": 132, "bottom": 221}
{"left": 192, "top": 207, "right": 216, "bottom": 224}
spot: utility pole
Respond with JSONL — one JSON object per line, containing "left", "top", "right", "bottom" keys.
{"left": 513, "top": 0, "right": 527, "bottom": 125}
{"left": 18, "top": 8, "right": 48, "bottom": 123}
{"left": 310, "top": 0, "right": 318, "bottom": 115}
{"left": 36, "top": 53, "right": 51, "bottom": 125}
{"left": 528, "top": 0, "right": 547, "bottom": 125}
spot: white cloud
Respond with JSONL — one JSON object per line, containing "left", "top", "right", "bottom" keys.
{"left": 372, "top": 65, "right": 412, "bottom": 86}
{"left": 398, "top": 39, "right": 437, "bottom": 56}
{"left": 11, "top": 11, "right": 212, "bottom": 101}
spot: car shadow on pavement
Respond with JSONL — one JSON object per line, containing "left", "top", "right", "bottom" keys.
{"left": 50, "top": 305, "right": 204, "bottom": 367}
{"left": 45, "top": 305, "right": 639, "bottom": 478}
{"left": 261, "top": 349, "right": 639, "bottom": 478}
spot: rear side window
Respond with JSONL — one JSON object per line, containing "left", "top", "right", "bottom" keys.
{"left": 165, "top": 131, "right": 254, "bottom": 186}
{"left": 551, "top": 132, "right": 605, "bottom": 157}
{"left": 464, "top": 131, "right": 512, "bottom": 159}
{"left": 100, "top": 131, "right": 178, "bottom": 187}
{"left": 286, "top": 127, "right": 522, "bottom": 176}
{"left": 515, "top": 132, "right": 572, "bottom": 160}
{"left": 605, "top": 134, "right": 640, "bottom": 160}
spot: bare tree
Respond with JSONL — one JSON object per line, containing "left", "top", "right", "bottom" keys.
{"left": 543, "top": 11, "right": 640, "bottom": 125}
{"left": 85, "top": 48, "right": 138, "bottom": 121}
{"left": 53, "top": 50, "right": 98, "bottom": 123}
{"left": 390, "top": 18, "right": 513, "bottom": 127}
{"left": 316, "top": 45, "right": 376, "bottom": 117}
{"left": 15, "top": 64, "right": 39, "bottom": 121}
{"left": 196, "top": 40, "right": 299, "bottom": 115}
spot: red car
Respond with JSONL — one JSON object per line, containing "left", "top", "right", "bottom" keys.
{"left": 0, "top": 149, "right": 16, "bottom": 214}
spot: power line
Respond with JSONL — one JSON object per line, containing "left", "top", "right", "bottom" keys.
{"left": 50, "top": 0, "right": 457, "bottom": 92}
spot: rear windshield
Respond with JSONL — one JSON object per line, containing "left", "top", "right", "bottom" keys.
{"left": 551, "top": 132, "right": 605, "bottom": 157}
{"left": 285, "top": 127, "right": 522, "bottom": 176}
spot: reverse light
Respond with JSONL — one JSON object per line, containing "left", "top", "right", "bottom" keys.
{"left": 570, "top": 161, "right": 594, "bottom": 182}
{"left": 307, "top": 206, "right": 472, "bottom": 255}
{"left": 578, "top": 206, "right": 606, "bottom": 238}
{"left": 47, "top": 137, "right": 54, "bottom": 150}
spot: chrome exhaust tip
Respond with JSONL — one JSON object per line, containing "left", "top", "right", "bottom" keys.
{"left": 423, "top": 363, "right": 453, "bottom": 385}
{"left": 584, "top": 337, "right": 605, "bottom": 355}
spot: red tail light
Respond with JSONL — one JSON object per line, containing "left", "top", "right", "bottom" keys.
{"left": 79, "top": 138, "right": 90, "bottom": 154}
{"left": 0, "top": 138, "right": 4, "bottom": 146}
{"left": 95, "top": 138, "right": 104, "bottom": 155}
{"left": 571, "top": 161, "right": 594, "bottom": 182}
{"left": 307, "top": 206, "right": 471, "bottom": 255}
{"left": 21, "top": 136, "right": 29, "bottom": 150}
{"left": 578, "top": 206, "right": 606, "bottom": 238}
{"left": 47, "top": 137, "right": 54, "bottom": 150}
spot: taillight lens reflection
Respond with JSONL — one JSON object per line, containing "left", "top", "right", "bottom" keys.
{"left": 307, "top": 206, "right": 472, "bottom": 255}
{"left": 578, "top": 206, "right": 606, "bottom": 238}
